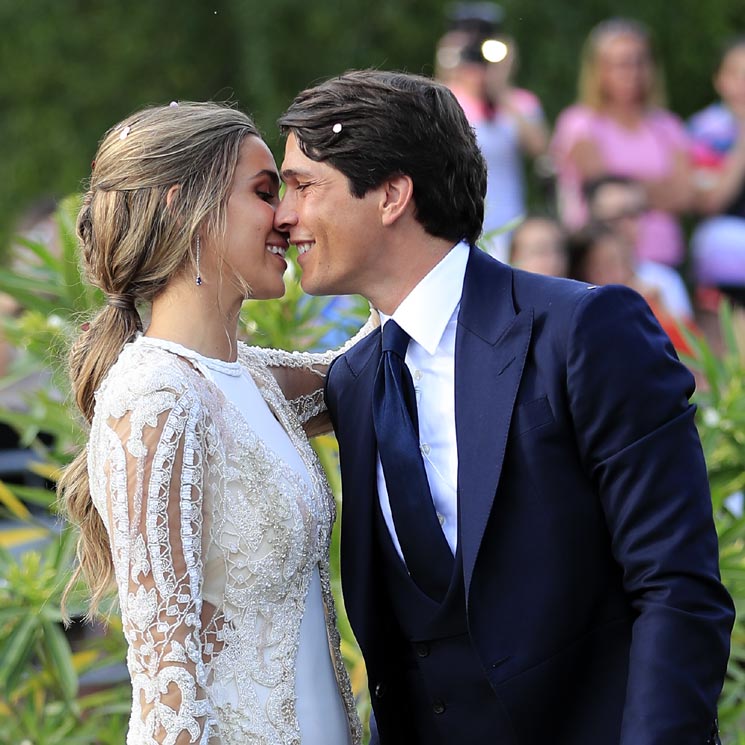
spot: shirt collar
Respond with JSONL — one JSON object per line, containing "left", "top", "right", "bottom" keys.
{"left": 379, "top": 241, "right": 469, "bottom": 355}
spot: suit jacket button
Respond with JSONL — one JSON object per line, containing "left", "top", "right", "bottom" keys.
{"left": 414, "top": 642, "right": 429, "bottom": 657}
{"left": 432, "top": 699, "right": 446, "bottom": 714}
{"left": 374, "top": 682, "right": 386, "bottom": 699}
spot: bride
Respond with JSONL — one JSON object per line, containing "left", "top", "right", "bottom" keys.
{"left": 58, "top": 101, "right": 371, "bottom": 744}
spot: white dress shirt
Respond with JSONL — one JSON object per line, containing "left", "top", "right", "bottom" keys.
{"left": 376, "top": 241, "right": 469, "bottom": 560}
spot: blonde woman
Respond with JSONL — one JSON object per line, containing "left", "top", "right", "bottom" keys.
{"left": 58, "top": 102, "right": 369, "bottom": 745}
{"left": 551, "top": 18, "right": 693, "bottom": 267}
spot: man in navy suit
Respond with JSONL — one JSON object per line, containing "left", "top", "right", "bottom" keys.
{"left": 275, "top": 70, "right": 734, "bottom": 745}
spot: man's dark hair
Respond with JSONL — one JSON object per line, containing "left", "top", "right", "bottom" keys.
{"left": 278, "top": 69, "right": 487, "bottom": 246}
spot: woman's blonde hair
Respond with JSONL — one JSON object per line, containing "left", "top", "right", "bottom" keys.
{"left": 58, "top": 101, "right": 259, "bottom": 617}
{"left": 578, "top": 18, "right": 667, "bottom": 111}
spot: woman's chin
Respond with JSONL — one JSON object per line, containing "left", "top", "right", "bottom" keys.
{"left": 250, "top": 285, "right": 286, "bottom": 301}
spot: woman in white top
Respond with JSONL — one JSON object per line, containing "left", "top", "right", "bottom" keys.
{"left": 59, "top": 102, "right": 370, "bottom": 745}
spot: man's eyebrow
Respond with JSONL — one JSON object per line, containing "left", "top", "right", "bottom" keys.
{"left": 280, "top": 167, "right": 312, "bottom": 182}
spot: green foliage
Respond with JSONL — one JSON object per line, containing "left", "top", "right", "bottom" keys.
{"left": 0, "top": 194, "right": 130, "bottom": 741}
{"left": 0, "top": 194, "right": 95, "bottom": 463}
{"left": 0, "top": 198, "right": 372, "bottom": 741}
{"left": 240, "top": 260, "right": 368, "bottom": 350}
{"left": 682, "top": 305, "right": 745, "bottom": 740}
{"left": 0, "top": 0, "right": 239, "bottom": 249}
{"left": 0, "top": 0, "right": 448, "bottom": 249}
{"left": 4, "top": 0, "right": 745, "bottom": 252}
{"left": 313, "top": 434, "right": 373, "bottom": 736}
{"left": 0, "top": 531, "right": 130, "bottom": 743}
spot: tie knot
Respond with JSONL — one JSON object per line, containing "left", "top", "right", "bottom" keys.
{"left": 382, "top": 319, "right": 411, "bottom": 357}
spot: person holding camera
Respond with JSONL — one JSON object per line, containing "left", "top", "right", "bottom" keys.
{"left": 435, "top": 4, "right": 548, "bottom": 261}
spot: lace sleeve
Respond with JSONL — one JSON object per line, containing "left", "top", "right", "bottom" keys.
{"left": 246, "top": 309, "right": 379, "bottom": 425}
{"left": 250, "top": 309, "right": 379, "bottom": 370}
{"left": 99, "top": 384, "right": 220, "bottom": 744}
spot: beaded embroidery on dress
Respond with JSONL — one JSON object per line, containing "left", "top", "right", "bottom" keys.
{"left": 88, "top": 338, "right": 363, "bottom": 745}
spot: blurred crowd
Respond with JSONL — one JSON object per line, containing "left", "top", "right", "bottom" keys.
{"left": 3, "top": 4, "right": 745, "bottom": 388}
{"left": 437, "top": 3, "right": 745, "bottom": 356}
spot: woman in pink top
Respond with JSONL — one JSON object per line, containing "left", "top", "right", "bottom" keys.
{"left": 551, "top": 18, "right": 693, "bottom": 267}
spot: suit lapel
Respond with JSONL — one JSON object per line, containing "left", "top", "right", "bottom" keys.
{"left": 455, "top": 249, "right": 533, "bottom": 597}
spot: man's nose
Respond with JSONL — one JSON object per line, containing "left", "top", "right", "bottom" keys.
{"left": 274, "top": 195, "right": 297, "bottom": 234}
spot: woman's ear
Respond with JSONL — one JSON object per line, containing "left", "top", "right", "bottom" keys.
{"left": 380, "top": 174, "right": 414, "bottom": 227}
{"left": 165, "top": 184, "right": 180, "bottom": 209}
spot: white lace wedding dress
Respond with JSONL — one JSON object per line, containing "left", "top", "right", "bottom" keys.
{"left": 87, "top": 333, "right": 364, "bottom": 745}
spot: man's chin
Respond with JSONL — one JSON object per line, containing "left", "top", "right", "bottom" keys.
{"left": 299, "top": 276, "right": 328, "bottom": 297}
{"left": 299, "top": 270, "right": 348, "bottom": 297}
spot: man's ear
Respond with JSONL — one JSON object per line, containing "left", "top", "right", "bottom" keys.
{"left": 380, "top": 174, "right": 414, "bottom": 227}
{"left": 165, "top": 184, "right": 180, "bottom": 209}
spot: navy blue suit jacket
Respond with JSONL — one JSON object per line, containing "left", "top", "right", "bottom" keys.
{"left": 325, "top": 247, "right": 733, "bottom": 744}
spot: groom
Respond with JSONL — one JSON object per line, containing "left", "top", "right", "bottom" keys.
{"left": 275, "top": 70, "right": 733, "bottom": 745}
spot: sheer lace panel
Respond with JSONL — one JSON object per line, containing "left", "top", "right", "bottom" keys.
{"left": 248, "top": 310, "right": 380, "bottom": 425}
{"left": 103, "top": 391, "right": 220, "bottom": 745}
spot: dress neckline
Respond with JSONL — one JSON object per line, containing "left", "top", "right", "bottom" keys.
{"left": 137, "top": 334, "right": 242, "bottom": 377}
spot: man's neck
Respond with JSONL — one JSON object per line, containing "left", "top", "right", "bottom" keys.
{"left": 366, "top": 234, "right": 458, "bottom": 316}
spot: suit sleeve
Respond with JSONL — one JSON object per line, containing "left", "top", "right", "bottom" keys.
{"left": 324, "top": 354, "right": 344, "bottom": 428}
{"left": 565, "top": 284, "right": 733, "bottom": 745}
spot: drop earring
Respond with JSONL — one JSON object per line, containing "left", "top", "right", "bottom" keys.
{"left": 195, "top": 235, "right": 202, "bottom": 286}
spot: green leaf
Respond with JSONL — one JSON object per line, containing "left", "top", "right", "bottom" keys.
{"left": 41, "top": 619, "right": 78, "bottom": 702}
{"left": 47, "top": 530, "right": 78, "bottom": 587}
{"left": 0, "top": 275, "right": 61, "bottom": 316}
{"left": 5, "top": 484, "right": 57, "bottom": 508}
{"left": 12, "top": 235, "right": 62, "bottom": 274}
{"left": 0, "top": 614, "right": 39, "bottom": 692}
{"left": 0, "top": 480, "right": 32, "bottom": 521}
{"left": 719, "top": 300, "right": 738, "bottom": 357}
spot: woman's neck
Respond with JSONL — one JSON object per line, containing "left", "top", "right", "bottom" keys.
{"left": 147, "top": 276, "right": 241, "bottom": 362}
{"left": 600, "top": 100, "right": 646, "bottom": 127}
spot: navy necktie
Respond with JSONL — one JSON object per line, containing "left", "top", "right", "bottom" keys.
{"left": 372, "top": 319, "right": 454, "bottom": 600}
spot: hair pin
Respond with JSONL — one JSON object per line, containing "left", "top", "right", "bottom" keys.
{"left": 332, "top": 122, "right": 343, "bottom": 134}
{"left": 119, "top": 125, "right": 131, "bottom": 141}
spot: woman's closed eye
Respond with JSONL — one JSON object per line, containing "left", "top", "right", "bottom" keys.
{"left": 257, "top": 189, "right": 278, "bottom": 203}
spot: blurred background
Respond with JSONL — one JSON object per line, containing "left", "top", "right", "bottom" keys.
{"left": 3, "top": 1, "right": 745, "bottom": 742}
{"left": 3, "top": 0, "right": 745, "bottom": 245}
